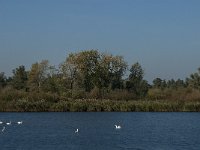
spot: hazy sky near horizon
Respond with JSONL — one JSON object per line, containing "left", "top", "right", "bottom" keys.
{"left": 0, "top": 0, "right": 200, "bottom": 82}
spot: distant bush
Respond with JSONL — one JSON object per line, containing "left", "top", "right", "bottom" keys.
{"left": 15, "top": 99, "right": 51, "bottom": 112}
{"left": 105, "top": 90, "right": 136, "bottom": 100}
{"left": 71, "top": 90, "right": 85, "bottom": 99}
{"left": 1, "top": 86, "right": 200, "bottom": 112}
{"left": 0, "top": 87, "right": 27, "bottom": 102}
{"left": 147, "top": 88, "right": 167, "bottom": 100}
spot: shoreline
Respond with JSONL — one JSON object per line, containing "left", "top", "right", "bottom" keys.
{"left": 1, "top": 99, "right": 200, "bottom": 112}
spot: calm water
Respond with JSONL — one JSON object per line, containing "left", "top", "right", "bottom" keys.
{"left": 0, "top": 112, "right": 200, "bottom": 150}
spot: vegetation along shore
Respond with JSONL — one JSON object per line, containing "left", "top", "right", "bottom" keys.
{"left": 1, "top": 49, "right": 200, "bottom": 112}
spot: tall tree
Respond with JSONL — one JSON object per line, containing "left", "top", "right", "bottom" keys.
{"left": 167, "top": 79, "right": 176, "bottom": 89}
{"left": 176, "top": 79, "right": 186, "bottom": 88}
{"left": 67, "top": 50, "right": 100, "bottom": 92}
{"left": 42, "top": 65, "right": 61, "bottom": 93}
{"left": 59, "top": 53, "right": 82, "bottom": 97}
{"left": 153, "top": 78, "right": 162, "bottom": 88}
{"left": 0, "top": 72, "right": 6, "bottom": 90}
{"left": 61, "top": 50, "right": 127, "bottom": 98}
{"left": 153, "top": 78, "right": 167, "bottom": 89}
{"left": 92, "top": 53, "right": 127, "bottom": 98}
{"left": 126, "top": 62, "right": 148, "bottom": 97}
{"left": 109, "top": 55, "right": 127, "bottom": 90}
{"left": 12, "top": 65, "right": 28, "bottom": 90}
{"left": 28, "top": 60, "right": 49, "bottom": 92}
{"left": 187, "top": 68, "right": 200, "bottom": 90}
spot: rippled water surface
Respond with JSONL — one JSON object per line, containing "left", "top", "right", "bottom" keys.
{"left": 0, "top": 112, "right": 200, "bottom": 150}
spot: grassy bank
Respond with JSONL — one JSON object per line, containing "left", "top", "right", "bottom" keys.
{"left": 1, "top": 98, "right": 200, "bottom": 112}
{"left": 1, "top": 89, "right": 200, "bottom": 112}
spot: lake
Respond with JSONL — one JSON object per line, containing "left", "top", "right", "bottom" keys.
{"left": 0, "top": 112, "right": 200, "bottom": 150}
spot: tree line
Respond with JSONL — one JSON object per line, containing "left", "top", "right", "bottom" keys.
{"left": 1, "top": 49, "right": 200, "bottom": 111}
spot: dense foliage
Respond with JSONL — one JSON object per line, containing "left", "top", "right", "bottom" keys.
{"left": 1, "top": 49, "right": 200, "bottom": 111}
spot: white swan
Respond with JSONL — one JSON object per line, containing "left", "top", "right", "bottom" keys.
{"left": 2, "top": 126, "right": 5, "bottom": 132}
{"left": 75, "top": 129, "right": 79, "bottom": 133}
{"left": 17, "top": 121, "right": 23, "bottom": 125}
{"left": 115, "top": 125, "right": 121, "bottom": 129}
{"left": 0, "top": 121, "right": 3, "bottom": 124}
{"left": 6, "top": 121, "right": 11, "bottom": 125}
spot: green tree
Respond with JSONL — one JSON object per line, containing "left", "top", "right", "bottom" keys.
{"left": 61, "top": 50, "right": 127, "bottom": 98}
{"left": 0, "top": 72, "right": 7, "bottom": 90}
{"left": 187, "top": 68, "right": 200, "bottom": 90}
{"left": 59, "top": 59, "right": 76, "bottom": 96}
{"left": 28, "top": 60, "right": 49, "bottom": 92}
{"left": 153, "top": 78, "right": 167, "bottom": 89}
{"left": 126, "top": 62, "right": 149, "bottom": 98}
{"left": 12, "top": 65, "right": 28, "bottom": 90}
{"left": 167, "top": 79, "right": 176, "bottom": 89}
{"left": 153, "top": 78, "right": 162, "bottom": 88}
{"left": 94, "top": 53, "right": 127, "bottom": 98}
{"left": 176, "top": 79, "right": 186, "bottom": 88}
{"left": 42, "top": 66, "right": 61, "bottom": 93}
{"left": 66, "top": 50, "right": 100, "bottom": 92}
{"left": 108, "top": 55, "right": 127, "bottom": 90}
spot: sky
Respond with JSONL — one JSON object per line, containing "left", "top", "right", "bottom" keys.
{"left": 0, "top": 0, "right": 200, "bottom": 82}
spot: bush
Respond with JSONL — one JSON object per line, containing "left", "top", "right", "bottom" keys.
{"left": 105, "top": 90, "right": 136, "bottom": 100}
{"left": 0, "top": 87, "right": 27, "bottom": 102}
{"left": 15, "top": 99, "right": 51, "bottom": 112}
{"left": 72, "top": 90, "right": 85, "bottom": 99}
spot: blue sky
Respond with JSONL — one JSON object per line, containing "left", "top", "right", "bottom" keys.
{"left": 0, "top": 0, "right": 200, "bottom": 82}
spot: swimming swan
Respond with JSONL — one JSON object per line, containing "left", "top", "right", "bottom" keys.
{"left": 17, "top": 121, "right": 23, "bottom": 125}
{"left": 0, "top": 121, "right": 3, "bottom": 124}
{"left": 115, "top": 125, "right": 121, "bottom": 129}
{"left": 6, "top": 121, "right": 11, "bottom": 125}
{"left": 75, "top": 129, "right": 79, "bottom": 133}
